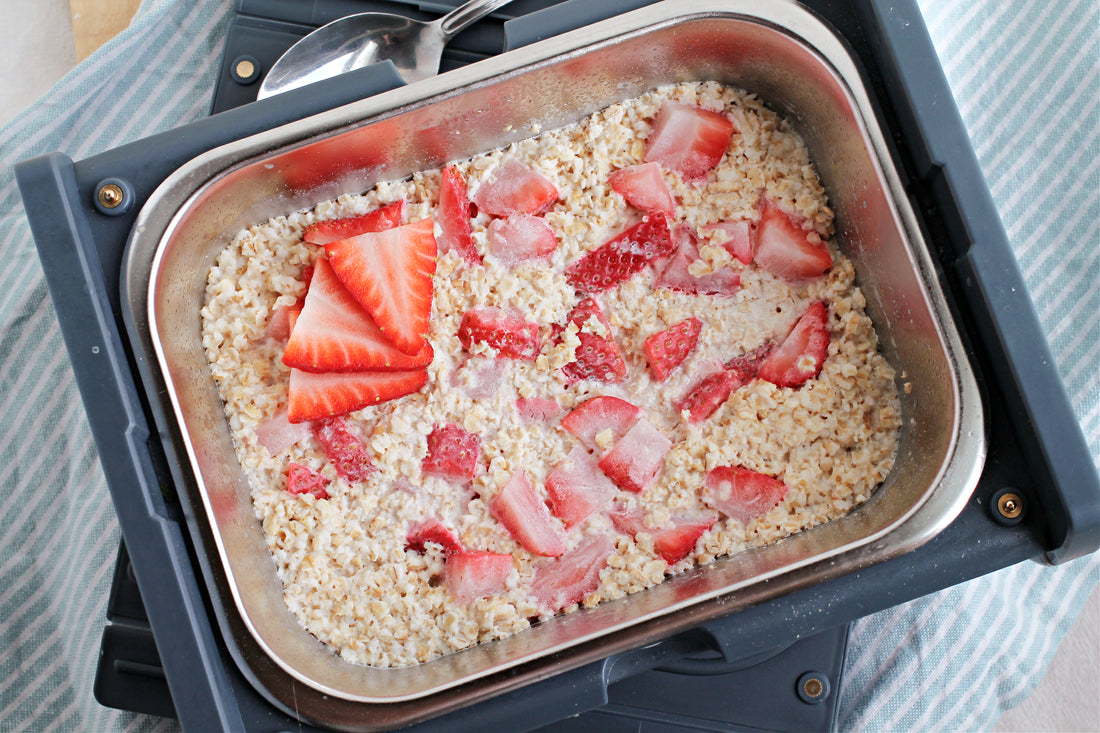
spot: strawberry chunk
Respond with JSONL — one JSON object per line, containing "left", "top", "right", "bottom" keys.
{"left": 286, "top": 462, "right": 330, "bottom": 500}
{"left": 753, "top": 197, "right": 831, "bottom": 281}
{"left": 558, "top": 298, "right": 628, "bottom": 384}
{"left": 607, "top": 504, "right": 647, "bottom": 536}
{"left": 487, "top": 213, "right": 558, "bottom": 266}
{"left": 758, "top": 301, "right": 829, "bottom": 387}
{"left": 561, "top": 395, "right": 641, "bottom": 452}
{"left": 644, "top": 317, "right": 702, "bottom": 381}
{"left": 256, "top": 408, "right": 312, "bottom": 454}
{"left": 471, "top": 158, "right": 559, "bottom": 217}
{"left": 654, "top": 225, "right": 740, "bottom": 296}
{"left": 457, "top": 306, "right": 541, "bottom": 360}
{"left": 608, "top": 162, "right": 676, "bottom": 216}
{"left": 704, "top": 219, "right": 754, "bottom": 265}
{"left": 514, "top": 397, "right": 563, "bottom": 425}
{"left": 489, "top": 472, "right": 566, "bottom": 557}
{"left": 545, "top": 446, "right": 619, "bottom": 528}
{"left": 282, "top": 259, "right": 434, "bottom": 372}
{"left": 674, "top": 369, "right": 746, "bottom": 424}
{"left": 725, "top": 341, "right": 775, "bottom": 375}
{"left": 438, "top": 166, "right": 481, "bottom": 265}
{"left": 652, "top": 516, "right": 716, "bottom": 565}
{"left": 405, "top": 517, "right": 464, "bottom": 554}
{"left": 703, "top": 466, "right": 788, "bottom": 524}
{"left": 531, "top": 535, "right": 614, "bottom": 612}
{"left": 312, "top": 417, "right": 374, "bottom": 482}
{"left": 597, "top": 418, "right": 672, "bottom": 493}
{"left": 445, "top": 551, "right": 515, "bottom": 603}
{"left": 302, "top": 200, "right": 405, "bottom": 245}
{"left": 422, "top": 424, "right": 481, "bottom": 482}
{"left": 324, "top": 218, "right": 438, "bottom": 355}
{"left": 264, "top": 302, "right": 302, "bottom": 342}
{"left": 452, "top": 356, "right": 509, "bottom": 399}
{"left": 564, "top": 214, "right": 674, "bottom": 293}
{"left": 287, "top": 368, "right": 427, "bottom": 423}
{"left": 644, "top": 101, "right": 735, "bottom": 181}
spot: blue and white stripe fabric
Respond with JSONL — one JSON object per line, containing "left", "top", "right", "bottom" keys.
{"left": 0, "top": 0, "right": 1096, "bottom": 731}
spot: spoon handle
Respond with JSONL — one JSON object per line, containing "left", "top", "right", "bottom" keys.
{"left": 437, "top": 0, "right": 518, "bottom": 40}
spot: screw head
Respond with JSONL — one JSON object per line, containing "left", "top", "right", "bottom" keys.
{"left": 796, "top": 671, "right": 830, "bottom": 704}
{"left": 990, "top": 487, "right": 1026, "bottom": 526}
{"left": 97, "top": 183, "right": 125, "bottom": 209}
{"left": 231, "top": 55, "right": 261, "bottom": 85}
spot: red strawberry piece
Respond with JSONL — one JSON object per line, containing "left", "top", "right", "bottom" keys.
{"left": 255, "top": 408, "right": 312, "bottom": 454}
{"left": 489, "top": 472, "right": 566, "bottom": 557}
{"left": 286, "top": 462, "right": 330, "bottom": 500}
{"left": 753, "top": 197, "right": 831, "bottom": 281}
{"left": 303, "top": 200, "right": 406, "bottom": 245}
{"left": 724, "top": 341, "right": 775, "bottom": 375}
{"left": 514, "top": 397, "right": 563, "bottom": 425}
{"left": 644, "top": 101, "right": 736, "bottom": 181}
{"left": 405, "top": 517, "right": 464, "bottom": 554}
{"left": 565, "top": 213, "right": 675, "bottom": 293}
{"left": 703, "top": 466, "right": 788, "bottom": 524}
{"left": 558, "top": 298, "right": 628, "bottom": 384}
{"left": 651, "top": 515, "right": 716, "bottom": 565}
{"left": 654, "top": 225, "right": 740, "bottom": 296}
{"left": 607, "top": 504, "right": 648, "bottom": 536}
{"left": 452, "top": 356, "right": 509, "bottom": 399}
{"left": 324, "top": 218, "right": 438, "bottom": 355}
{"left": 282, "top": 259, "right": 434, "bottom": 372}
{"left": 445, "top": 551, "right": 515, "bottom": 603}
{"left": 487, "top": 213, "right": 558, "bottom": 266}
{"left": 471, "top": 158, "right": 559, "bottom": 217}
{"left": 264, "top": 302, "right": 302, "bottom": 342}
{"left": 422, "top": 424, "right": 481, "bottom": 482}
{"left": 644, "top": 317, "right": 703, "bottom": 381}
{"left": 287, "top": 368, "right": 428, "bottom": 423}
{"left": 608, "top": 162, "right": 676, "bottom": 216}
{"left": 457, "top": 306, "right": 541, "bottom": 360}
{"left": 545, "top": 445, "right": 619, "bottom": 528}
{"left": 757, "top": 301, "right": 829, "bottom": 387}
{"left": 438, "top": 166, "right": 481, "bottom": 265}
{"left": 704, "top": 219, "right": 754, "bottom": 265}
{"left": 561, "top": 395, "right": 641, "bottom": 451}
{"left": 675, "top": 368, "right": 747, "bottom": 424}
{"left": 311, "top": 417, "right": 375, "bottom": 482}
{"left": 531, "top": 535, "right": 614, "bottom": 612}
{"left": 597, "top": 418, "right": 672, "bottom": 493}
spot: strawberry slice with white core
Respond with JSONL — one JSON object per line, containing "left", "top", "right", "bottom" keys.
{"left": 531, "top": 535, "right": 614, "bottom": 612}
{"left": 545, "top": 445, "right": 619, "bottom": 528}
{"left": 283, "top": 259, "right": 434, "bottom": 372}
{"left": 312, "top": 417, "right": 374, "bottom": 481}
{"left": 703, "top": 466, "right": 788, "bottom": 524}
{"left": 597, "top": 418, "right": 672, "bottom": 493}
{"left": 438, "top": 166, "right": 481, "bottom": 265}
{"left": 471, "top": 158, "right": 559, "bottom": 217}
{"left": 753, "top": 197, "right": 832, "bottom": 281}
{"left": 458, "top": 306, "right": 541, "bottom": 360}
{"left": 256, "top": 408, "right": 312, "bottom": 454}
{"left": 644, "top": 317, "right": 703, "bottom": 381}
{"left": 608, "top": 162, "right": 676, "bottom": 216}
{"left": 287, "top": 368, "right": 428, "bottom": 423}
{"left": 422, "top": 423, "right": 481, "bottom": 482}
{"left": 489, "top": 472, "right": 567, "bottom": 557}
{"left": 303, "top": 200, "right": 406, "bottom": 245}
{"left": 445, "top": 551, "right": 515, "bottom": 603}
{"left": 558, "top": 298, "right": 628, "bottom": 384}
{"left": 405, "top": 517, "right": 464, "bottom": 554}
{"left": 704, "top": 219, "right": 754, "bottom": 265}
{"left": 644, "top": 101, "right": 736, "bottom": 181}
{"left": 653, "top": 225, "right": 740, "bottom": 297}
{"left": 286, "top": 462, "right": 330, "bottom": 500}
{"left": 565, "top": 213, "right": 675, "bottom": 293}
{"left": 652, "top": 515, "right": 716, "bottom": 565}
{"left": 757, "top": 301, "right": 829, "bottom": 387}
{"left": 561, "top": 395, "right": 642, "bottom": 452}
{"left": 514, "top": 397, "right": 563, "bottom": 425}
{"left": 487, "top": 213, "right": 558, "bottom": 266}
{"left": 323, "top": 218, "right": 438, "bottom": 355}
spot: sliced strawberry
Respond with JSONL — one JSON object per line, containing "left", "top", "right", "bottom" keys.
{"left": 558, "top": 298, "right": 628, "bottom": 384}
{"left": 286, "top": 462, "right": 330, "bottom": 500}
{"left": 256, "top": 408, "right": 312, "bottom": 454}
{"left": 312, "top": 417, "right": 374, "bottom": 482}
{"left": 452, "top": 356, "right": 509, "bottom": 399}
{"left": 487, "top": 213, "right": 558, "bottom": 266}
{"left": 644, "top": 317, "right": 702, "bottom": 381}
{"left": 703, "top": 466, "right": 788, "bottom": 524}
{"left": 561, "top": 395, "right": 641, "bottom": 451}
{"left": 422, "top": 424, "right": 481, "bottom": 482}
{"left": 597, "top": 418, "right": 672, "bottom": 493}
{"left": 303, "top": 200, "right": 406, "bottom": 245}
{"left": 545, "top": 445, "right": 619, "bottom": 528}
{"left": 564, "top": 214, "right": 674, "bottom": 293}
{"left": 489, "top": 472, "right": 566, "bottom": 557}
{"left": 725, "top": 341, "right": 775, "bottom": 375}
{"left": 757, "top": 301, "right": 829, "bottom": 387}
{"left": 405, "top": 517, "right": 464, "bottom": 554}
{"left": 264, "top": 302, "right": 302, "bottom": 342}
{"left": 674, "top": 368, "right": 746, "bottom": 424}
{"left": 471, "top": 158, "right": 559, "bottom": 217}
{"left": 644, "top": 101, "right": 735, "bottom": 181}
{"left": 445, "top": 551, "right": 515, "bottom": 603}
{"left": 282, "top": 259, "right": 434, "bottom": 372}
{"left": 531, "top": 535, "right": 614, "bottom": 612}
{"left": 438, "top": 166, "right": 481, "bottom": 265}
{"left": 652, "top": 516, "right": 716, "bottom": 565}
{"left": 457, "top": 306, "right": 541, "bottom": 360}
{"left": 704, "top": 219, "right": 754, "bottom": 265}
{"left": 514, "top": 397, "right": 563, "bottom": 425}
{"left": 607, "top": 504, "right": 647, "bottom": 536}
{"left": 608, "top": 162, "right": 676, "bottom": 216}
{"left": 654, "top": 225, "right": 740, "bottom": 296}
{"left": 287, "top": 368, "right": 427, "bottom": 423}
{"left": 323, "top": 218, "right": 437, "bottom": 355}
{"left": 753, "top": 197, "right": 831, "bottom": 281}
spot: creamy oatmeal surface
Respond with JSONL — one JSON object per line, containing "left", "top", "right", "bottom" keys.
{"left": 201, "top": 82, "right": 901, "bottom": 668}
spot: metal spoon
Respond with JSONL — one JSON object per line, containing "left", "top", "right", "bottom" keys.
{"left": 257, "top": 0, "right": 517, "bottom": 99}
